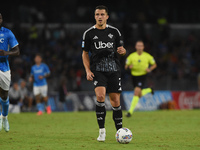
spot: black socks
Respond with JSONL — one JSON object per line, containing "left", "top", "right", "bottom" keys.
{"left": 96, "top": 101, "right": 122, "bottom": 130}
{"left": 96, "top": 101, "right": 106, "bottom": 129}
{"left": 112, "top": 106, "right": 123, "bottom": 131}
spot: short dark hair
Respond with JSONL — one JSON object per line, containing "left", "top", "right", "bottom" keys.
{"left": 136, "top": 40, "right": 144, "bottom": 44}
{"left": 95, "top": 5, "right": 109, "bottom": 14}
{"left": 35, "top": 53, "right": 43, "bottom": 58}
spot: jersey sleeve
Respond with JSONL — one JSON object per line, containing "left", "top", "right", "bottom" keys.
{"left": 8, "top": 30, "right": 19, "bottom": 48}
{"left": 115, "top": 29, "right": 124, "bottom": 47}
{"left": 148, "top": 55, "right": 156, "bottom": 65}
{"left": 82, "top": 31, "right": 91, "bottom": 52}
{"left": 44, "top": 64, "right": 50, "bottom": 75}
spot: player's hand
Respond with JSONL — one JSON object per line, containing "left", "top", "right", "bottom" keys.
{"left": 146, "top": 68, "right": 151, "bottom": 73}
{"left": 86, "top": 71, "right": 94, "bottom": 81}
{"left": 117, "top": 46, "right": 126, "bottom": 56}
{"left": 0, "top": 50, "right": 8, "bottom": 56}
{"left": 38, "top": 75, "right": 44, "bottom": 79}
{"left": 129, "top": 65, "right": 133, "bottom": 69}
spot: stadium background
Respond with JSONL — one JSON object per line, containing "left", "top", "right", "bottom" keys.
{"left": 1, "top": 0, "right": 200, "bottom": 111}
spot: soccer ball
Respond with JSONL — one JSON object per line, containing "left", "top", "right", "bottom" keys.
{"left": 115, "top": 127, "right": 132, "bottom": 144}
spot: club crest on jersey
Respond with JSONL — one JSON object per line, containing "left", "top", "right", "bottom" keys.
{"left": 94, "top": 41, "right": 114, "bottom": 49}
{"left": 0, "top": 38, "right": 4, "bottom": 43}
{"left": 108, "top": 33, "right": 113, "bottom": 39}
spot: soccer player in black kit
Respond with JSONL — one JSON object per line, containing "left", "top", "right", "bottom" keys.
{"left": 82, "top": 5, "right": 126, "bottom": 142}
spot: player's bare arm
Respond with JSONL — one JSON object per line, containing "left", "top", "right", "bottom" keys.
{"left": 0, "top": 45, "right": 20, "bottom": 56}
{"left": 117, "top": 46, "right": 126, "bottom": 56}
{"left": 146, "top": 63, "right": 157, "bottom": 73}
{"left": 39, "top": 73, "right": 50, "bottom": 80}
{"left": 125, "top": 64, "right": 133, "bottom": 70}
{"left": 82, "top": 50, "right": 94, "bottom": 81}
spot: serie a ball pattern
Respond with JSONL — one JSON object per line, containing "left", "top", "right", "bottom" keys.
{"left": 115, "top": 127, "right": 133, "bottom": 144}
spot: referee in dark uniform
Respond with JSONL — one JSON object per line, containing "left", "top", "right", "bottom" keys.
{"left": 82, "top": 5, "right": 126, "bottom": 142}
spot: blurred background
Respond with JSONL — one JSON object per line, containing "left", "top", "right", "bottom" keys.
{"left": 1, "top": 0, "right": 200, "bottom": 111}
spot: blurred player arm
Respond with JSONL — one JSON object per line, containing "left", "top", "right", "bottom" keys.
{"left": 38, "top": 73, "right": 50, "bottom": 80}
{"left": 82, "top": 50, "right": 94, "bottom": 81}
{"left": 0, "top": 45, "right": 20, "bottom": 56}
{"left": 125, "top": 64, "right": 133, "bottom": 70}
{"left": 125, "top": 57, "right": 133, "bottom": 70}
{"left": 146, "top": 63, "right": 157, "bottom": 73}
{"left": 39, "top": 64, "right": 50, "bottom": 79}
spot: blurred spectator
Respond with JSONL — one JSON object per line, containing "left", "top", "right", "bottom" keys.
{"left": 9, "top": 82, "right": 22, "bottom": 106}
{"left": 19, "top": 79, "right": 33, "bottom": 112}
{"left": 59, "top": 76, "right": 68, "bottom": 103}
{"left": 58, "top": 75, "right": 83, "bottom": 111}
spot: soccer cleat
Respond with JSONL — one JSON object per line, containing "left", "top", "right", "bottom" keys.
{"left": 125, "top": 112, "right": 131, "bottom": 117}
{"left": 97, "top": 128, "right": 106, "bottom": 142}
{"left": 46, "top": 106, "right": 52, "bottom": 114}
{"left": 37, "top": 111, "right": 43, "bottom": 116}
{"left": 2, "top": 116, "right": 9, "bottom": 132}
{"left": 0, "top": 115, "right": 2, "bottom": 131}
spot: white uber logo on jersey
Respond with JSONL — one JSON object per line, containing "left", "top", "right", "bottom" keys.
{"left": 0, "top": 38, "right": 4, "bottom": 43}
{"left": 94, "top": 41, "right": 114, "bottom": 49}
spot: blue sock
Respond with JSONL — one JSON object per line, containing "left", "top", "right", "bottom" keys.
{"left": 37, "top": 103, "right": 43, "bottom": 111}
{"left": 0, "top": 97, "right": 9, "bottom": 117}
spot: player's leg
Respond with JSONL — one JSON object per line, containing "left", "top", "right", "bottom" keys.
{"left": 140, "top": 75, "right": 154, "bottom": 96}
{"left": 95, "top": 86, "right": 106, "bottom": 142}
{"left": 126, "top": 75, "right": 144, "bottom": 117}
{"left": 93, "top": 71, "right": 107, "bottom": 141}
{"left": 107, "top": 71, "right": 123, "bottom": 131}
{"left": 34, "top": 86, "right": 43, "bottom": 115}
{"left": 109, "top": 93, "right": 122, "bottom": 131}
{"left": 0, "top": 71, "right": 11, "bottom": 132}
{"left": 35, "top": 94, "right": 43, "bottom": 115}
{"left": 0, "top": 88, "right": 9, "bottom": 132}
{"left": 127, "top": 87, "right": 142, "bottom": 116}
{"left": 41, "top": 85, "right": 51, "bottom": 114}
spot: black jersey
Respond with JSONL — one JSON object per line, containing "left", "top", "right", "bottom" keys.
{"left": 82, "top": 24, "right": 123, "bottom": 72}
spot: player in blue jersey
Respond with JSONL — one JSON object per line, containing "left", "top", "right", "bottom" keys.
{"left": 0, "top": 13, "right": 20, "bottom": 132}
{"left": 29, "top": 53, "right": 51, "bottom": 115}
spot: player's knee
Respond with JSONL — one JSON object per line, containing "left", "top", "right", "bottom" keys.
{"left": 111, "top": 98, "right": 120, "bottom": 106}
{"left": 96, "top": 94, "right": 105, "bottom": 102}
{"left": 134, "top": 87, "right": 141, "bottom": 96}
{"left": 0, "top": 92, "right": 8, "bottom": 101}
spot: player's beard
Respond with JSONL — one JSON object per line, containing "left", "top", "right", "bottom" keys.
{"left": 97, "top": 20, "right": 106, "bottom": 28}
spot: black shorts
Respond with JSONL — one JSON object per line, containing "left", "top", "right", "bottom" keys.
{"left": 132, "top": 75, "right": 147, "bottom": 89}
{"left": 93, "top": 71, "right": 122, "bottom": 93}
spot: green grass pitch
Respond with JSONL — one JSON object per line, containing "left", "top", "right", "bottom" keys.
{"left": 0, "top": 110, "right": 199, "bottom": 150}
